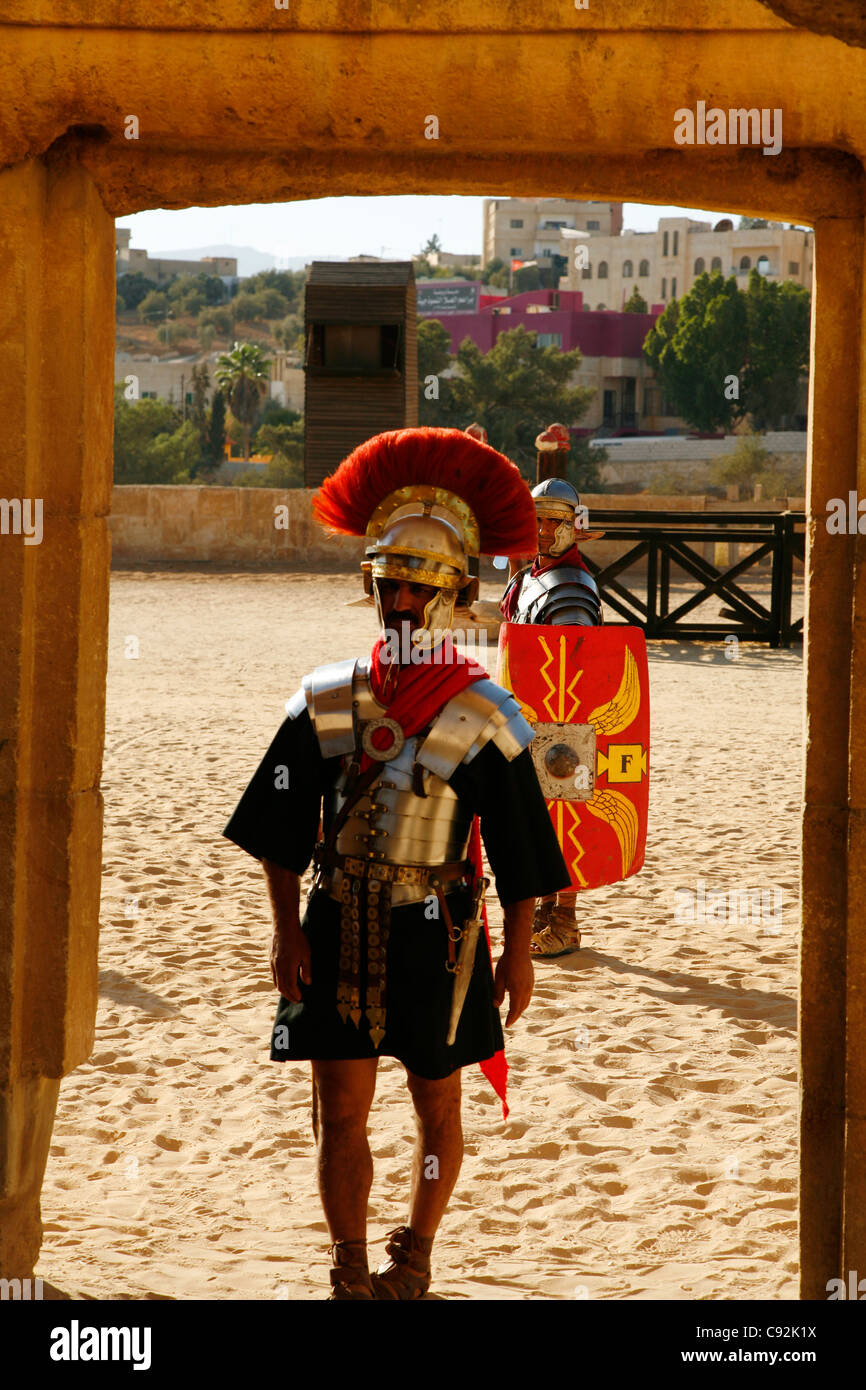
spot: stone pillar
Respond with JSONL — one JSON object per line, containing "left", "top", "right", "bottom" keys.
{"left": 0, "top": 150, "right": 113, "bottom": 1275}
{"left": 799, "top": 214, "right": 863, "bottom": 1298}
{"left": 844, "top": 224, "right": 866, "bottom": 1280}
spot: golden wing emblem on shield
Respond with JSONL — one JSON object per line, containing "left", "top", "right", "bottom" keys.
{"left": 584, "top": 647, "right": 643, "bottom": 876}
{"left": 584, "top": 788, "right": 640, "bottom": 878}
{"left": 586, "top": 646, "right": 641, "bottom": 736}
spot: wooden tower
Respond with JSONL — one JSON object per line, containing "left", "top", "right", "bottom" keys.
{"left": 303, "top": 260, "right": 418, "bottom": 486}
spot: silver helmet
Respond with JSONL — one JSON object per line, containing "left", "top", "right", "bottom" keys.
{"left": 531, "top": 478, "right": 583, "bottom": 557}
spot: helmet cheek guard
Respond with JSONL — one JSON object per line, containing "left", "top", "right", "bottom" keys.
{"left": 550, "top": 516, "right": 575, "bottom": 556}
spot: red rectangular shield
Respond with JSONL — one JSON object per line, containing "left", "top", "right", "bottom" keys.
{"left": 497, "top": 624, "right": 650, "bottom": 890}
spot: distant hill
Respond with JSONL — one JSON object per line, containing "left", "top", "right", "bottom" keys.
{"left": 157, "top": 245, "right": 349, "bottom": 278}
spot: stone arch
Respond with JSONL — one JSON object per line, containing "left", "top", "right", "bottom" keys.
{"left": 0, "top": 1, "right": 863, "bottom": 1301}
{"left": 623, "top": 258, "right": 633, "bottom": 277}
{"left": 598, "top": 260, "right": 608, "bottom": 278}
{"left": 711, "top": 256, "right": 723, "bottom": 271}
{"left": 695, "top": 256, "right": 705, "bottom": 273}
{"left": 639, "top": 259, "right": 650, "bottom": 276}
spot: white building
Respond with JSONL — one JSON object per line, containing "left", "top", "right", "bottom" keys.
{"left": 559, "top": 215, "right": 813, "bottom": 310}
{"left": 483, "top": 198, "right": 624, "bottom": 269}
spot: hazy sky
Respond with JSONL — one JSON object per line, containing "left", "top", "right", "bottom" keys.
{"left": 118, "top": 196, "right": 754, "bottom": 263}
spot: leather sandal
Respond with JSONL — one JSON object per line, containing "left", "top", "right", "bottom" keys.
{"left": 532, "top": 900, "right": 555, "bottom": 933}
{"left": 529, "top": 908, "right": 582, "bottom": 958}
{"left": 371, "top": 1225, "right": 433, "bottom": 1300}
{"left": 327, "top": 1239, "right": 376, "bottom": 1300}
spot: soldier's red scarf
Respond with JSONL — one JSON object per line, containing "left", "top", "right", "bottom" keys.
{"left": 364, "top": 632, "right": 510, "bottom": 1119}
{"left": 500, "top": 542, "right": 591, "bottom": 621}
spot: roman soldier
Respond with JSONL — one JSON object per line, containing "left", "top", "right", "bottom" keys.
{"left": 499, "top": 477, "right": 604, "bottom": 957}
{"left": 223, "top": 427, "right": 571, "bottom": 1301}
{"left": 500, "top": 478, "right": 604, "bottom": 627}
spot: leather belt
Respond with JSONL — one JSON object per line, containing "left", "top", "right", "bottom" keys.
{"left": 312, "top": 848, "right": 477, "bottom": 1045}
{"left": 313, "top": 846, "right": 473, "bottom": 890}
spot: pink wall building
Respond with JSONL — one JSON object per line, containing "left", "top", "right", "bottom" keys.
{"left": 420, "top": 285, "right": 674, "bottom": 434}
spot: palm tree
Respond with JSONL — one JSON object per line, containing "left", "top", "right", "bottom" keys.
{"left": 214, "top": 341, "right": 272, "bottom": 463}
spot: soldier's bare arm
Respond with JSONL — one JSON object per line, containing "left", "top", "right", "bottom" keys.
{"left": 263, "top": 858, "right": 312, "bottom": 1002}
{"left": 493, "top": 898, "right": 535, "bottom": 1026}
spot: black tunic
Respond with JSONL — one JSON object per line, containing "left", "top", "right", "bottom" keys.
{"left": 223, "top": 702, "right": 570, "bottom": 1078}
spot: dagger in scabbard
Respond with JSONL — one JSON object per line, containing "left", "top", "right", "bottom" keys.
{"left": 445, "top": 874, "right": 490, "bottom": 1046}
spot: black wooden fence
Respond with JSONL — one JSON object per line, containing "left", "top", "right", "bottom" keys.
{"left": 580, "top": 510, "right": 805, "bottom": 647}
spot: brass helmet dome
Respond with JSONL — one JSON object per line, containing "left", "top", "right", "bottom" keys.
{"left": 363, "top": 487, "right": 480, "bottom": 642}
{"left": 312, "top": 426, "right": 538, "bottom": 645}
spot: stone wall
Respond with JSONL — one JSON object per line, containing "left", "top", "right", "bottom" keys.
{"left": 109, "top": 486, "right": 365, "bottom": 567}
{"left": 109, "top": 485, "right": 803, "bottom": 570}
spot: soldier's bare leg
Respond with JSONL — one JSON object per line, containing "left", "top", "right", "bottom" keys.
{"left": 405, "top": 1068, "right": 464, "bottom": 1238}
{"left": 313, "top": 1057, "right": 379, "bottom": 1240}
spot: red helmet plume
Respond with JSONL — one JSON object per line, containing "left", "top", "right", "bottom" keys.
{"left": 313, "top": 427, "right": 537, "bottom": 557}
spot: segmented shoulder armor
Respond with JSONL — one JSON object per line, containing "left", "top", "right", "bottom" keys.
{"left": 285, "top": 659, "right": 533, "bottom": 769}
{"left": 513, "top": 565, "right": 602, "bottom": 627}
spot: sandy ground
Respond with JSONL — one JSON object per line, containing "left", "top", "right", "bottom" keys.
{"left": 39, "top": 570, "right": 802, "bottom": 1300}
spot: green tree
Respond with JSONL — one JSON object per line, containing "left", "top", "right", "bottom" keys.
{"left": 643, "top": 272, "right": 748, "bottom": 432}
{"left": 623, "top": 286, "right": 648, "bottom": 314}
{"left": 138, "top": 289, "right": 170, "bottom": 324}
{"left": 741, "top": 269, "right": 811, "bottom": 429}
{"left": 643, "top": 269, "right": 810, "bottom": 433}
{"left": 198, "top": 305, "right": 232, "bottom": 338}
{"left": 145, "top": 419, "right": 202, "bottom": 483}
{"left": 479, "top": 258, "right": 505, "bottom": 285}
{"left": 260, "top": 400, "right": 302, "bottom": 427}
{"left": 255, "top": 421, "right": 304, "bottom": 461}
{"left": 422, "top": 324, "right": 595, "bottom": 475}
{"left": 417, "top": 319, "right": 460, "bottom": 426}
{"left": 513, "top": 264, "right": 542, "bottom": 293}
{"left": 189, "top": 363, "right": 209, "bottom": 448}
{"left": 259, "top": 288, "right": 290, "bottom": 319}
{"left": 422, "top": 234, "right": 443, "bottom": 255}
{"left": 167, "top": 277, "right": 207, "bottom": 317}
{"left": 198, "top": 323, "right": 216, "bottom": 353}
{"left": 231, "top": 291, "right": 271, "bottom": 324}
{"left": 214, "top": 341, "right": 272, "bottom": 463}
{"left": 234, "top": 454, "right": 305, "bottom": 488}
{"left": 550, "top": 252, "right": 569, "bottom": 288}
{"left": 711, "top": 431, "right": 777, "bottom": 489}
{"left": 203, "top": 389, "right": 227, "bottom": 475}
{"left": 113, "top": 386, "right": 194, "bottom": 483}
{"left": 275, "top": 312, "right": 304, "bottom": 352}
{"left": 117, "top": 271, "right": 157, "bottom": 312}
{"left": 188, "top": 272, "right": 228, "bottom": 306}
{"left": 709, "top": 429, "right": 803, "bottom": 497}
{"left": 244, "top": 268, "right": 305, "bottom": 312}
{"left": 161, "top": 321, "right": 187, "bottom": 349}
